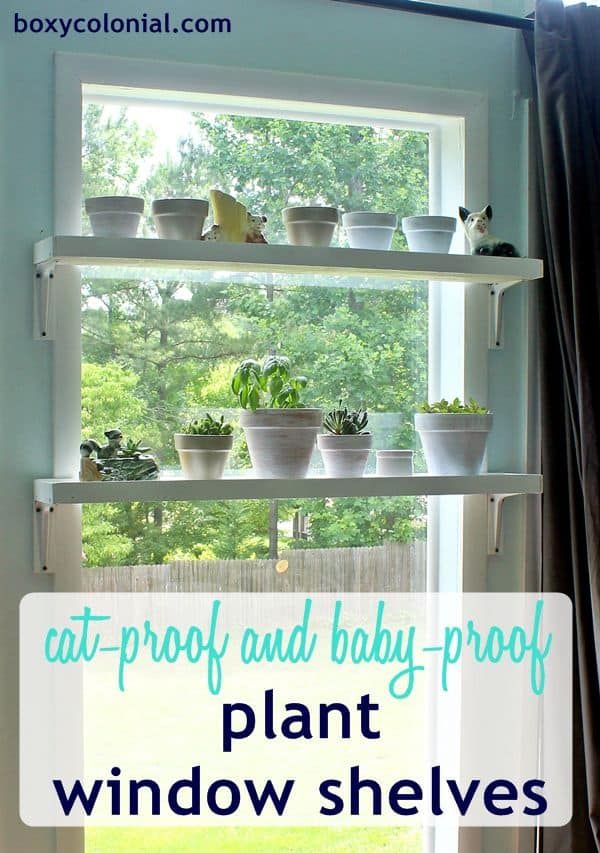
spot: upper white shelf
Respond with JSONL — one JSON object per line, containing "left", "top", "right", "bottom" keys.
{"left": 34, "top": 473, "right": 543, "bottom": 505}
{"left": 34, "top": 236, "right": 544, "bottom": 286}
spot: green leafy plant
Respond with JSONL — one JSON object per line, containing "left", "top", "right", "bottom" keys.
{"left": 231, "top": 355, "right": 308, "bottom": 411}
{"left": 183, "top": 413, "right": 234, "bottom": 436}
{"left": 120, "top": 438, "right": 151, "bottom": 458}
{"left": 418, "top": 397, "right": 489, "bottom": 415}
{"left": 323, "top": 401, "right": 370, "bottom": 435}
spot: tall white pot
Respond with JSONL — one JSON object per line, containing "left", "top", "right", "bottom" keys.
{"left": 414, "top": 413, "right": 493, "bottom": 475}
{"left": 240, "top": 408, "right": 322, "bottom": 478}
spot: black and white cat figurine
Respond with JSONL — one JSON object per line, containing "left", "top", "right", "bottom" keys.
{"left": 458, "top": 205, "right": 519, "bottom": 257}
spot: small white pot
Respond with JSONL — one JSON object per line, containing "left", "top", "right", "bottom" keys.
{"left": 85, "top": 196, "right": 144, "bottom": 238}
{"left": 402, "top": 216, "right": 457, "bottom": 253}
{"left": 317, "top": 433, "right": 372, "bottom": 477}
{"left": 342, "top": 212, "right": 398, "bottom": 251}
{"left": 152, "top": 198, "right": 209, "bottom": 240}
{"left": 174, "top": 433, "right": 233, "bottom": 480}
{"left": 376, "top": 449, "right": 414, "bottom": 476}
{"left": 282, "top": 206, "right": 340, "bottom": 247}
{"left": 414, "top": 413, "right": 493, "bottom": 475}
{"left": 240, "top": 408, "right": 322, "bottom": 478}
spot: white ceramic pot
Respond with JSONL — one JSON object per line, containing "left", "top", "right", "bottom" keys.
{"left": 317, "top": 433, "right": 373, "bottom": 477}
{"left": 152, "top": 198, "right": 209, "bottom": 240}
{"left": 282, "top": 206, "right": 340, "bottom": 247}
{"left": 85, "top": 196, "right": 144, "bottom": 238}
{"left": 376, "top": 449, "right": 414, "bottom": 476}
{"left": 240, "top": 408, "right": 322, "bottom": 478}
{"left": 414, "top": 413, "right": 493, "bottom": 475}
{"left": 174, "top": 433, "right": 233, "bottom": 480}
{"left": 342, "top": 212, "right": 398, "bottom": 250}
{"left": 401, "top": 216, "right": 457, "bottom": 253}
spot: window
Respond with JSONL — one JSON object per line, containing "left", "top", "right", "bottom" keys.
{"left": 80, "top": 98, "right": 429, "bottom": 574}
{"left": 53, "top": 53, "right": 490, "bottom": 853}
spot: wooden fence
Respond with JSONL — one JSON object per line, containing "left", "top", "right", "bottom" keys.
{"left": 82, "top": 541, "right": 426, "bottom": 593}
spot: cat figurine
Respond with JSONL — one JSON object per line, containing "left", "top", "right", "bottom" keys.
{"left": 458, "top": 205, "right": 519, "bottom": 257}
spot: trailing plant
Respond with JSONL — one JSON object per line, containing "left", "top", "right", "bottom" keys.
{"left": 323, "top": 401, "right": 369, "bottom": 435}
{"left": 183, "top": 413, "right": 234, "bottom": 436}
{"left": 231, "top": 355, "right": 308, "bottom": 411}
{"left": 418, "top": 397, "right": 489, "bottom": 415}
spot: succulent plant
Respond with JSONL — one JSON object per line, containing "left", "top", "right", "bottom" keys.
{"left": 120, "top": 438, "right": 151, "bottom": 458}
{"left": 323, "top": 401, "right": 369, "bottom": 435}
{"left": 418, "top": 397, "right": 489, "bottom": 415}
{"left": 183, "top": 414, "right": 234, "bottom": 436}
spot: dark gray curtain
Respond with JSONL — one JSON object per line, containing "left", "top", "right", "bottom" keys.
{"left": 525, "top": 1, "right": 600, "bottom": 850}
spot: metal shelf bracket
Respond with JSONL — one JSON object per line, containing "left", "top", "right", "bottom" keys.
{"left": 33, "top": 500, "right": 55, "bottom": 573}
{"left": 489, "top": 281, "right": 519, "bottom": 349}
{"left": 487, "top": 492, "right": 520, "bottom": 555}
{"left": 33, "top": 261, "right": 56, "bottom": 340}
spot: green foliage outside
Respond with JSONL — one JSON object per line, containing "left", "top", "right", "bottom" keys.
{"left": 81, "top": 106, "right": 429, "bottom": 566}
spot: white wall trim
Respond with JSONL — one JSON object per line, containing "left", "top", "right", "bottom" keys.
{"left": 57, "top": 51, "right": 485, "bottom": 131}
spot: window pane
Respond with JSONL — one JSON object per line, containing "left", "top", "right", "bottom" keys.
{"left": 81, "top": 103, "right": 429, "bottom": 573}
{"left": 81, "top": 97, "right": 431, "bottom": 853}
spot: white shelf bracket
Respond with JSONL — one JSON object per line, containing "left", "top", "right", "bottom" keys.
{"left": 489, "top": 282, "right": 518, "bottom": 349}
{"left": 33, "top": 261, "right": 56, "bottom": 340}
{"left": 33, "top": 500, "right": 55, "bottom": 573}
{"left": 487, "top": 493, "right": 520, "bottom": 555}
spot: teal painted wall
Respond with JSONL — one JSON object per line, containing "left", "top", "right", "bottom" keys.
{"left": 0, "top": 2, "right": 530, "bottom": 850}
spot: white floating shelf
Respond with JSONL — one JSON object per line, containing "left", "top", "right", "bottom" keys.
{"left": 34, "top": 236, "right": 543, "bottom": 286}
{"left": 34, "top": 473, "right": 543, "bottom": 505}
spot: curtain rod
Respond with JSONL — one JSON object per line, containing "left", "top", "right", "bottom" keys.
{"left": 331, "top": 0, "right": 535, "bottom": 31}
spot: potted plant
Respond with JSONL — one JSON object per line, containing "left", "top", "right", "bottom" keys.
{"left": 79, "top": 429, "right": 159, "bottom": 480}
{"left": 414, "top": 398, "right": 493, "bottom": 475}
{"left": 231, "top": 355, "right": 322, "bottom": 478}
{"left": 317, "top": 401, "right": 372, "bottom": 477}
{"left": 174, "top": 414, "right": 234, "bottom": 480}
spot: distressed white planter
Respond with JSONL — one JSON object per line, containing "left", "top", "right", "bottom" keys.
{"left": 85, "top": 196, "right": 144, "bottom": 237}
{"left": 174, "top": 433, "right": 233, "bottom": 480}
{"left": 317, "top": 432, "right": 373, "bottom": 477}
{"left": 282, "top": 206, "right": 339, "bottom": 247}
{"left": 415, "top": 413, "right": 493, "bottom": 475}
{"left": 342, "top": 212, "right": 397, "bottom": 250}
{"left": 152, "top": 198, "right": 209, "bottom": 240}
{"left": 240, "top": 408, "right": 322, "bottom": 478}
{"left": 402, "top": 216, "right": 457, "bottom": 253}
{"left": 376, "top": 449, "right": 414, "bottom": 476}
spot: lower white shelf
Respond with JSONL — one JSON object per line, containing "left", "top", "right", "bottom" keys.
{"left": 34, "top": 473, "right": 543, "bottom": 505}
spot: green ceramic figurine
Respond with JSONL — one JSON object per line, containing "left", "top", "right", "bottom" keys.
{"left": 79, "top": 429, "right": 159, "bottom": 481}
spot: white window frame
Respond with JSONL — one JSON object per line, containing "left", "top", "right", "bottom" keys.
{"left": 52, "top": 51, "right": 498, "bottom": 853}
